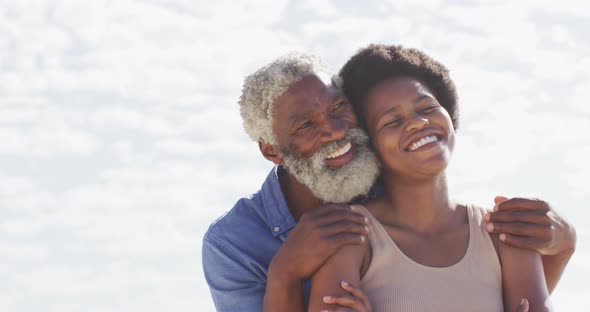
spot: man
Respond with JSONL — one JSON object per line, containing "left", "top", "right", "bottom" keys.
{"left": 202, "top": 53, "right": 576, "bottom": 311}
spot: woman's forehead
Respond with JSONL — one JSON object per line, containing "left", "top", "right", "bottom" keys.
{"left": 368, "top": 77, "right": 435, "bottom": 103}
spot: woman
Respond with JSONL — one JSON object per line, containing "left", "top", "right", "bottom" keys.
{"left": 308, "top": 45, "right": 552, "bottom": 312}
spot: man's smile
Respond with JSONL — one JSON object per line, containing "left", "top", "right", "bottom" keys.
{"left": 325, "top": 141, "right": 354, "bottom": 167}
{"left": 327, "top": 141, "right": 352, "bottom": 159}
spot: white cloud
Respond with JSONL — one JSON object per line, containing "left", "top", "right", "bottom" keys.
{"left": 0, "top": 1, "right": 587, "bottom": 311}
{"left": 0, "top": 126, "right": 100, "bottom": 157}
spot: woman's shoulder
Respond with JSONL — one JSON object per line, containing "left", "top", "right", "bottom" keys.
{"left": 460, "top": 203, "right": 501, "bottom": 253}
{"left": 355, "top": 196, "right": 391, "bottom": 220}
{"left": 461, "top": 203, "right": 493, "bottom": 222}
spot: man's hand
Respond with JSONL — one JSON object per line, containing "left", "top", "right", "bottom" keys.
{"left": 484, "top": 196, "right": 576, "bottom": 256}
{"left": 484, "top": 195, "right": 575, "bottom": 293}
{"left": 269, "top": 204, "right": 369, "bottom": 281}
{"left": 321, "top": 281, "right": 372, "bottom": 312}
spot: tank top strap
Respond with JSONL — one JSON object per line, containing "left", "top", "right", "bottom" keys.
{"left": 349, "top": 204, "right": 396, "bottom": 261}
{"left": 464, "top": 204, "right": 499, "bottom": 261}
{"left": 349, "top": 204, "right": 377, "bottom": 223}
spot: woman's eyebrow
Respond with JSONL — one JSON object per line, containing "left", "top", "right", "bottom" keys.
{"left": 373, "top": 105, "right": 400, "bottom": 126}
{"left": 413, "top": 94, "right": 434, "bottom": 104}
{"left": 381, "top": 105, "right": 399, "bottom": 116}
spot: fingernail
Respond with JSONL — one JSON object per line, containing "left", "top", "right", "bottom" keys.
{"left": 364, "top": 216, "right": 369, "bottom": 224}
{"left": 364, "top": 225, "right": 370, "bottom": 233}
{"left": 521, "top": 298, "right": 526, "bottom": 305}
{"left": 360, "top": 235, "right": 366, "bottom": 242}
{"left": 486, "top": 223, "right": 494, "bottom": 232}
{"left": 341, "top": 281, "right": 349, "bottom": 287}
{"left": 499, "top": 233, "right": 506, "bottom": 241}
{"left": 493, "top": 205, "right": 498, "bottom": 211}
{"left": 349, "top": 205, "right": 357, "bottom": 211}
{"left": 323, "top": 296, "right": 332, "bottom": 302}
{"left": 483, "top": 213, "right": 490, "bottom": 222}
{"left": 320, "top": 310, "right": 329, "bottom": 312}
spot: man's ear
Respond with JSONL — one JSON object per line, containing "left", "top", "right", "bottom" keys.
{"left": 259, "top": 141, "right": 283, "bottom": 165}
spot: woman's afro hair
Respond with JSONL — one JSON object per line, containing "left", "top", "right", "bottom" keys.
{"left": 339, "top": 44, "right": 459, "bottom": 129}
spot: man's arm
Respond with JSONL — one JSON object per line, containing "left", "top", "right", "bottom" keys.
{"left": 202, "top": 234, "right": 265, "bottom": 312}
{"left": 263, "top": 204, "right": 370, "bottom": 312}
{"left": 484, "top": 196, "right": 576, "bottom": 293}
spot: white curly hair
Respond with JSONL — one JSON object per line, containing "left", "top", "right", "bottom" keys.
{"left": 239, "top": 52, "right": 339, "bottom": 144}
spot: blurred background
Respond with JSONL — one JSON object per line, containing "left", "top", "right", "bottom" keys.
{"left": 0, "top": 0, "right": 588, "bottom": 310}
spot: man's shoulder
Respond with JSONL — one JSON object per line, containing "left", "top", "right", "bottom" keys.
{"left": 204, "top": 195, "right": 270, "bottom": 247}
{"left": 205, "top": 166, "right": 288, "bottom": 246}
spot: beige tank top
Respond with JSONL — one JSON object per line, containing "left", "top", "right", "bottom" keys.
{"left": 356, "top": 204, "right": 503, "bottom": 312}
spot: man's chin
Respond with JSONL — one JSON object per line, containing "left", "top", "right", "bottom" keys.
{"left": 281, "top": 127, "right": 381, "bottom": 203}
{"left": 285, "top": 153, "right": 380, "bottom": 203}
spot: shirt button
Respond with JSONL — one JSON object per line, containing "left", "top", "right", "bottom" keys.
{"left": 274, "top": 226, "right": 280, "bottom": 232}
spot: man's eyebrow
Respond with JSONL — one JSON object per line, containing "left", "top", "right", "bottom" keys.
{"left": 288, "top": 112, "right": 312, "bottom": 123}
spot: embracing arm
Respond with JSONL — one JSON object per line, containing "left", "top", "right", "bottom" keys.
{"left": 485, "top": 196, "right": 576, "bottom": 293}
{"left": 264, "top": 258, "right": 305, "bottom": 312}
{"left": 498, "top": 237, "right": 553, "bottom": 312}
{"left": 263, "top": 204, "right": 371, "bottom": 312}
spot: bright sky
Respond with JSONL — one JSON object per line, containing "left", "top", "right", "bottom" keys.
{"left": 1, "top": 0, "right": 588, "bottom": 311}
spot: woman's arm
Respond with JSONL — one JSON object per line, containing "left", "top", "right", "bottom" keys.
{"left": 498, "top": 236, "right": 553, "bottom": 312}
{"left": 308, "top": 241, "right": 369, "bottom": 312}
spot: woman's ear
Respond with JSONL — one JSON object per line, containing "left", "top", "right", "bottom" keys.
{"left": 259, "top": 141, "right": 283, "bottom": 165}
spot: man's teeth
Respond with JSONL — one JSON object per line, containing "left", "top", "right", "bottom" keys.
{"left": 327, "top": 142, "right": 352, "bottom": 159}
{"left": 408, "top": 135, "right": 438, "bottom": 151}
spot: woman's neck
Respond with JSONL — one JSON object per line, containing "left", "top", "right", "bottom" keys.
{"left": 381, "top": 173, "right": 460, "bottom": 234}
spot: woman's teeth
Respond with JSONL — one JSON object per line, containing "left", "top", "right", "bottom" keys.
{"left": 408, "top": 135, "right": 438, "bottom": 151}
{"left": 327, "top": 142, "right": 352, "bottom": 159}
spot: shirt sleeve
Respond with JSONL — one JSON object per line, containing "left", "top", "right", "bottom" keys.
{"left": 202, "top": 233, "right": 266, "bottom": 312}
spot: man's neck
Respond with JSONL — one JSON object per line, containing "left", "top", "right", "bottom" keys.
{"left": 278, "top": 171, "right": 323, "bottom": 221}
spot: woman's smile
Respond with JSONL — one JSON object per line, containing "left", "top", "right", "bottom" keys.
{"left": 363, "top": 76, "right": 455, "bottom": 179}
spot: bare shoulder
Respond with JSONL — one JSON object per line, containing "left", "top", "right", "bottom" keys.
{"left": 308, "top": 232, "right": 371, "bottom": 311}
{"left": 362, "top": 197, "right": 389, "bottom": 220}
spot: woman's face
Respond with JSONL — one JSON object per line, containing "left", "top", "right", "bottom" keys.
{"left": 363, "top": 76, "right": 455, "bottom": 180}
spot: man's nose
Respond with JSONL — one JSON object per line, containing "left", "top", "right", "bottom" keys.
{"left": 320, "top": 116, "right": 348, "bottom": 142}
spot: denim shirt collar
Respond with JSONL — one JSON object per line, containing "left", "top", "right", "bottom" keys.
{"left": 259, "top": 166, "right": 296, "bottom": 238}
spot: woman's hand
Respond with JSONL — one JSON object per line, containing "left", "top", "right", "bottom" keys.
{"left": 320, "top": 281, "right": 372, "bottom": 312}
{"left": 515, "top": 298, "right": 529, "bottom": 312}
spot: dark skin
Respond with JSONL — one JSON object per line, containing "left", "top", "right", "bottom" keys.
{"left": 485, "top": 196, "right": 576, "bottom": 292}
{"left": 309, "top": 77, "right": 550, "bottom": 311}
{"left": 261, "top": 74, "right": 372, "bottom": 312}
{"left": 257, "top": 74, "right": 574, "bottom": 312}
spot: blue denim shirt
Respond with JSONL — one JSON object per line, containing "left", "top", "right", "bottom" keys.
{"left": 202, "top": 166, "right": 311, "bottom": 311}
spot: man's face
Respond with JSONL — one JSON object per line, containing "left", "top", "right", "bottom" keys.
{"left": 272, "top": 74, "right": 358, "bottom": 162}
{"left": 271, "top": 74, "right": 380, "bottom": 203}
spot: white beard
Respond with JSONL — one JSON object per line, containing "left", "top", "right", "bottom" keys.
{"left": 281, "top": 128, "right": 380, "bottom": 203}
